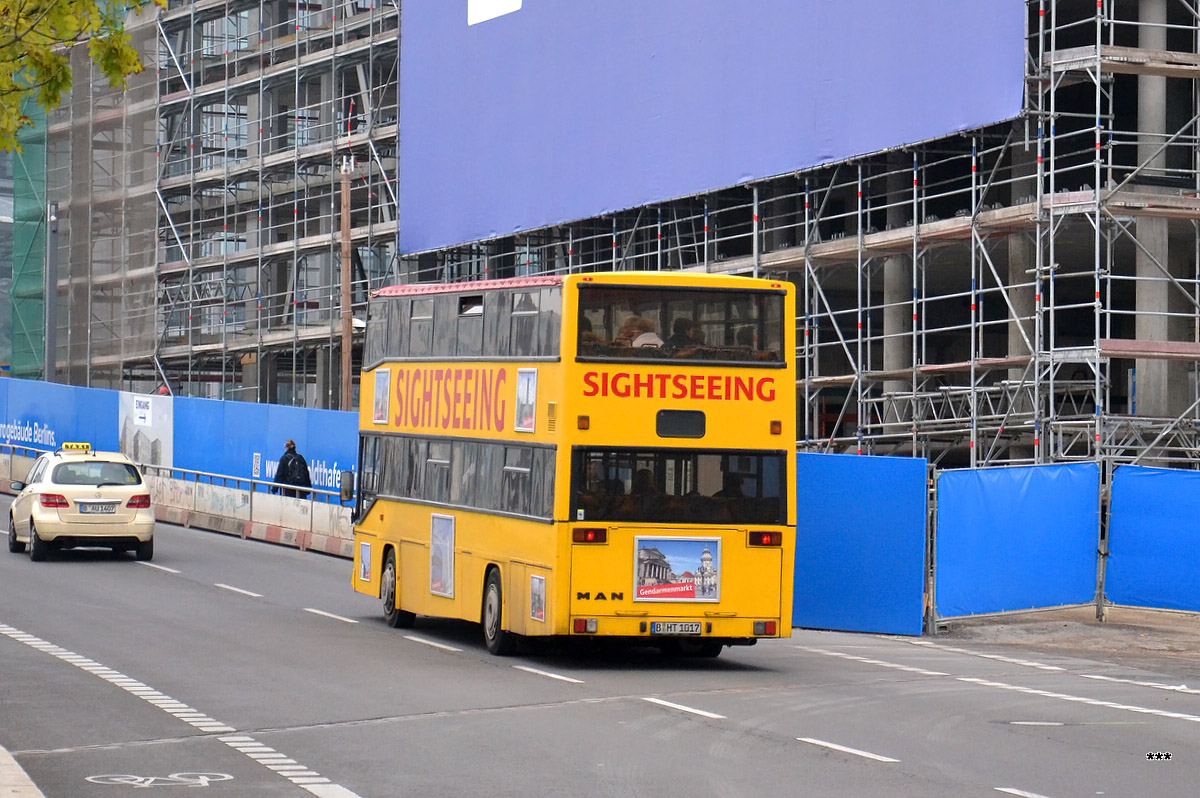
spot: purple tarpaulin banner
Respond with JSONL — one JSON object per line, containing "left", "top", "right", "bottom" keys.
{"left": 399, "top": 0, "right": 1025, "bottom": 253}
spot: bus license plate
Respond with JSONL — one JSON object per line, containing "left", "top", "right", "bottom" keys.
{"left": 651, "top": 622, "right": 701, "bottom": 636}
{"left": 79, "top": 503, "right": 118, "bottom": 514}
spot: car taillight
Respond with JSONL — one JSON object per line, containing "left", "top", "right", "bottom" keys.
{"left": 39, "top": 494, "right": 69, "bottom": 508}
{"left": 748, "top": 531, "right": 782, "bottom": 547}
{"left": 127, "top": 495, "right": 152, "bottom": 509}
{"left": 572, "top": 527, "right": 607, "bottom": 543}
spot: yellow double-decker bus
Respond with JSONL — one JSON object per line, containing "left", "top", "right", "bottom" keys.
{"left": 351, "top": 272, "right": 796, "bottom": 656}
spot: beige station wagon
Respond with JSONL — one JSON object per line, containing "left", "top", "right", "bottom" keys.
{"left": 8, "top": 443, "right": 155, "bottom": 561}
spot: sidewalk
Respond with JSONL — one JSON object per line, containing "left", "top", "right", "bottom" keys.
{"left": 0, "top": 745, "right": 43, "bottom": 798}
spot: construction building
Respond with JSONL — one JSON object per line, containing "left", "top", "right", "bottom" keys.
{"left": 8, "top": 0, "right": 1200, "bottom": 472}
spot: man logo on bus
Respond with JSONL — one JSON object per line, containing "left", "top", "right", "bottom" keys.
{"left": 576, "top": 591, "right": 624, "bottom": 601}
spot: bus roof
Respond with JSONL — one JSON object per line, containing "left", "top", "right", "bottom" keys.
{"left": 373, "top": 276, "right": 562, "bottom": 297}
{"left": 372, "top": 272, "right": 789, "bottom": 299}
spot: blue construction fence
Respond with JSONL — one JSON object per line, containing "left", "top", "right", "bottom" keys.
{"left": 0, "top": 378, "right": 358, "bottom": 497}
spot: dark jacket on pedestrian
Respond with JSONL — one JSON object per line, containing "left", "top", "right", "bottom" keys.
{"left": 272, "top": 441, "right": 312, "bottom": 498}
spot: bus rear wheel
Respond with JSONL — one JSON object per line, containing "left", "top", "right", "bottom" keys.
{"left": 482, "top": 569, "right": 515, "bottom": 656}
{"left": 382, "top": 550, "right": 415, "bottom": 628}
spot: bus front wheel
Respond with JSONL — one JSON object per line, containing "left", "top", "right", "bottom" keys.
{"left": 482, "top": 569, "right": 515, "bottom": 656}
{"left": 382, "top": 550, "right": 415, "bottom": 628}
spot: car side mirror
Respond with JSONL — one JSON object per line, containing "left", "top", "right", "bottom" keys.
{"left": 10, "top": 481, "right": 24, "bottom": 492}
{"left": 339, "top": 470, "right": 355, "bottom": 503}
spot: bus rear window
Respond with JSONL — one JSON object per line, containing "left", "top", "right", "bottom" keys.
{"left": 577, "top": 285, "right": 784, "bottom": 365}
{"left": 572, "top": 448, "right": 785, "bottom": 524}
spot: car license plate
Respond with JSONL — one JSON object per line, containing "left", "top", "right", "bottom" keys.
{"left": 79, "top": 503, "right": 118, "bottom": 514}
{"left": 650, "top": 622, "right": 701, "bottom": 636}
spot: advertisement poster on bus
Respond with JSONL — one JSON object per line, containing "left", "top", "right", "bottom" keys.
{"left": 430, "top": 515, "right": 455, "bottom": 598}
{"left": 372, "top": 368, "right": 390, "bottom": 425}
{"left": 634, "top": 537, "right": 721, "bottom": 602}
{"left": 530, "top": 574, "right": 546, "bottom": 622}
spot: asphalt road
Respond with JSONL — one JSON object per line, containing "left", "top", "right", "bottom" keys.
{"left": 1, "top": 508, "right": 1198, "bottom": 797}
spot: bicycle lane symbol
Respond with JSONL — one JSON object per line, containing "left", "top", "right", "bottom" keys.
{"left": 85, "top": 772, "right": 233, "bottom": 787}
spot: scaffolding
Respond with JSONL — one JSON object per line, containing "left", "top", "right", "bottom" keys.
{"left": 22, "top": 0, "right": 1200, "bottom": 473}
{"left": 399, "top": 0, "right": 1200, "bottom": 472}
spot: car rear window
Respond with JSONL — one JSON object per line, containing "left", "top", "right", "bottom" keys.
{"left": 52, "top": 461, "right": 142, "bottom": 486}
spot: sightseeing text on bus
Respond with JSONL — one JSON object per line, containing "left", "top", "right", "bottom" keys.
{"left": 392, "top": 367, "right": 508, "bottom": 432}
{"left": 582, "top": 371, "right": 777, "bottom": 402}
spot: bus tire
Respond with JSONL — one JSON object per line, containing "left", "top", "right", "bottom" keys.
{"left": 382, "top": 550, "right": 415, "bottom": 628}
{"left": 482, "top": 569, "right": 515, "bottom": 656}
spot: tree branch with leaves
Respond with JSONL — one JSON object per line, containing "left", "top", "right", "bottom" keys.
{"left": 0, "top": 0, "right": 159, "bottom": 150}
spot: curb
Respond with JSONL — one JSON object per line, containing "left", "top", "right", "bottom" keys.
{"left": 0, "top": 745, "right": 44, "bottom": 797}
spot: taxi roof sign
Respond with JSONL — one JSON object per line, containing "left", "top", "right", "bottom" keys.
{"left": 61, "top": 442, "right": 92, "bottom": 452}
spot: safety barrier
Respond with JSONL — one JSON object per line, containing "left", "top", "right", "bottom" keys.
{"left": 0, "top": 444, "right": 353, "bottom": 559}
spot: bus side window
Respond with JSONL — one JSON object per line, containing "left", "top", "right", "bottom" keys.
{"left": 432, "top": 296, "right": 455, "bottom": 358}
{"left": 409, "top": 299, "right": 433, "bottom": 357}
{"left": 539, "top": 287, "right": 561, "bottom": 357}
{"left": 451, "top": 441, "right": 478, "bottom": 506}
{"left": 511, "top": 292, "right": 539, "bottom": 357}
{"left": 501, "top": 446, "right": 532, "bottom": 515}
{"left": 426, "top": 441, "right": 451, "bottom": 503}
{"left": 484, "top": 292, "right": 509, "bottom": 356}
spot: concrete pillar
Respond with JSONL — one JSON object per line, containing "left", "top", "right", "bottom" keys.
{"left": 1134, "top": 0, "right": 1185, "bottom": 419}
{"left": 882, "top": 156, "right": 912, "bottom": 404}
{"left": 242, "top": 351, "right": 279, "bottom": 404}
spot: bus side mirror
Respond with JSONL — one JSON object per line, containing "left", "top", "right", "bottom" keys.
{"left": 339, "top": 470, "right": 355, "bottom": 503}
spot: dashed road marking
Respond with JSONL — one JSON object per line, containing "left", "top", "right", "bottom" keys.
{"left": 136, "top": 562, "right": 181, "bottom": 574}
{"left": 513, "top": 665, "right": 584, "bottom": 684}
{"left": 303, "top": 608, "right": 358, "bottom": 624}
{"left": 0, "top": 623, "right": 365, "bottom": 797}
{"left": 995, "top": 788, "right": 1054, "bottom": 798}
{"left": 641, "top": 697, "right": 725, "bottom": 719}
{"left": 1081, "top": 673, "right": 1199, "bottom": 694}
{"left": 909, "top": 640, "right": 1065, "bottom": 671}
{"left": 402, "top": 634, "right": 462, "bottom": 652}
{"left": 797, "top": 737, "right": 899, "bottom": 763}
{"left": 215, "top": 583, "right": 263, "bottom": 598}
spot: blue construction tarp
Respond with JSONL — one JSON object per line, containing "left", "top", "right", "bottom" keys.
{"left": 793, "top": 453, "right": 927, "bottom": 636}
{"left": 936, "top": 463, "right": 1099, "bottom": 618}
{"left": 1108, "top": 465, "right": 1200, "bottom": 612}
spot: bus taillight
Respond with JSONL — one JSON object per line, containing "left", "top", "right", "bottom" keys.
{"left": 754, "top": 621, "right": 778, "bottom": 636}
{"left": 572, "top": 527, "right": 607, "bottom": 543}
{"left": 573, "top": 618, "right": 598, "bottom": 633}
{"left": 748, "top": 531, "right": 781, "bottom": 547}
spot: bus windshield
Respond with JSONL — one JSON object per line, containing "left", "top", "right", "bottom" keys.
{"left": 572, "top": 448, "right": 786, "bottom": 524}
{"left": 577, "top": 285, "right": 785, "bottom": 364}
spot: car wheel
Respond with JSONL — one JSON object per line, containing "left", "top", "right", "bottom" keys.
{"left": 381, "top": 550, "right": 415, "bottom": 628}
{"left": 29, "top": 525, "right": 48, "bottom": 562}
{"left": 135, "top": 538, "right": 154, "bottom": 561}
{"left": 8, "top": 516, "right": 25, "bottom": 554}
{"left": 482, "top": 569, "right": 515, "bottom": 656}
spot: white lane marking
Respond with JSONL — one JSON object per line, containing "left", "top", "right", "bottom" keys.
{"left": 1081, "top": 674, "right": 1199, "bottom": 694}
{"left": 909, "top": 640, "right": 1065, "bottom": 671}
{"left": 795, "top": 646, "right": 948, "bottom": 676}
{"left": 215, "top": 583, "right": 263, "bottom": 598}
{"left": 958, "top": 677, "right": 1200, "bottom": 723}
{"left": 0, "top": 622, "right": 366, "bottom": 797}
{"left": 303, "top": 608, "right": 358, "bottom": 624}
{"left": 800, "top": 645, "right": 1200, "bottom": 725}
{"left": 1010, "top": 721, "right": 1064, "bottom": 726}
{"left": 797, "top": 737, "right": 900, "bottom": 763}
{"left": 402, "top": 634, "right": 462, "bottom": 652}
{"left": 513, "top": 665, "right": 584, "bottom": 684}
{"left": 641, "top": 697, "right": 725, "bottom": 719}
{"left": 137, "top": 562, "right": 181, "bottom": 574}
{"left": 996, "top": 789, "right": 1055, "bottom": 798}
